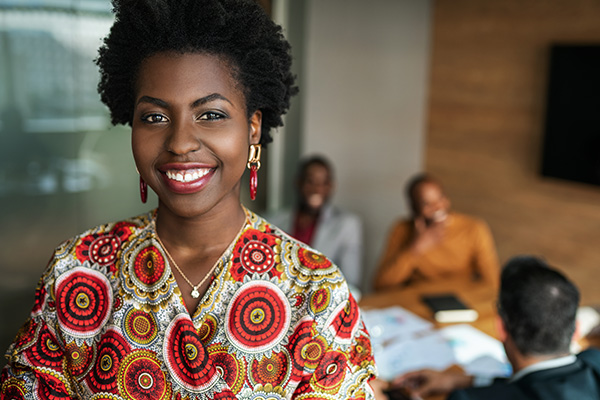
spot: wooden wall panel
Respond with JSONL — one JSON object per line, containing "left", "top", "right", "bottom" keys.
{"left": 427, "top": 0, "right": 600, "bottom": 304}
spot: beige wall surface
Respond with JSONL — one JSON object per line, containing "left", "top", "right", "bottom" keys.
{"left": 302, "top": 0, "right": 432, "bottom": 292}
{"left": 427, "top": 0, "right": 600, "bottom": 304}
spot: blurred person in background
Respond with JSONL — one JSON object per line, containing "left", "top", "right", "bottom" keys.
{"left": 374, "top": 174, "right": 499, "bottom": 291}
{"left": 270, "top": 155, "right": 364, "bottom": 293}
{"left": 385, "top": 255, "right": 600, "bottom": 400}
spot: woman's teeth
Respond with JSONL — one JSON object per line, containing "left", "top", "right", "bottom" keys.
{"left": 165, "top": 169, "right": 210, "bottom": 183}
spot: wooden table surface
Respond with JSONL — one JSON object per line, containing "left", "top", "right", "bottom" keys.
{"left": 359, "top": 278, "right": 499, "bottom": 400}
{"left": 359, "top": 278, "right": 499, "bottom": 338}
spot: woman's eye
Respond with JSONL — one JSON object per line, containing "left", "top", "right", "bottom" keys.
{"left": 199, "top": 112, "right": 226, "bottom": 121}
{"left": 142, "top": 114, "right": 168, "bottom": 123}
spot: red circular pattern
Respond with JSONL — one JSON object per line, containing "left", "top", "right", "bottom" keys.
{"left": 133, "top": 246, "right": 166, "bottom": 286}
{"left": 231, "top": 230, "right": 281, "bottom": 281}
{"left": 198, "top": 314, "right": 218, "bottom": 345}
{"left": 55, "top": 268, "right": 111, "bottom": 337}
{"left": 89, "top": 236, "right": 120, "bottom": 266}
{"left": 164, "top": 315, "right": 216, "bottom": 392}
{"left": 75, "top": 223, "right": 133, "bottom": 269}
{"left": 226, "top": 281, "right": 291, "bottom": 352}
{"left": 208, "top": 345, "right": 245, "bottom": 393}
{"left": 2, "top": 379, "right": 26, "bottom": 400}
{"left": 14, "top": 319, "right": 38, "bottom": 351}
{"left": 286, "top": 320, "right": 327, "bottom": 382}
{"left": 311, "top": 350, "right": 347, "bottom": 391}
{"left": 212, "top": 391, "right": 238, "bottom": 400}
{"left": 65, "top": 341, "right": 93, "bottom": 377}
{"left": 124, "top": 308, "right": 158, "bottom": 345}
{"left": 297, "top": 248, "right": 332, "bottom": 270}
{"left": 330, "top": 299, "right": 360, "bottom": 341}
{"left": 294, "top": 293, "right": 306, "bottom": 308}
{"left": 118, "top": 350, "right": 171, "bottom": 400}
{"left": 241, "top": 241, "right": 275, "bottom": 274}
{"left": 250, "top": 351, "right": 289, "bottom": 387}
{"left": 32, "top": 284, "right": 47, "bottom": 314}
{"left": 25, "top": 326, "right": 62, "bottom": 371}
{"left": 87, "top": 329, "right": 131, "bottom": 393}
{"left": 350, "top": 335, "right": 373, "bottom": 367}
{"left": 310, "top": 288, "right": 331, "bottom": 314}
{"left": 35, "top": 371, "right": 71, "bottom": 400}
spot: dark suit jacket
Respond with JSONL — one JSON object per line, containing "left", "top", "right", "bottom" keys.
{"left": 448, "top": 348, "right": 600, "bottom": 400}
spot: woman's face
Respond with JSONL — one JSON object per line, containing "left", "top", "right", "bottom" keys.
{"left": 132, "top": 52, "right": 261, "bottom": 219}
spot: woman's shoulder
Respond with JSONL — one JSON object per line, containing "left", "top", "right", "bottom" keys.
{"left": 245, "top": 210, "right": 346, "bottom": 281}
{"left": 44, "top": 210, "right": 155, "bottom": 278}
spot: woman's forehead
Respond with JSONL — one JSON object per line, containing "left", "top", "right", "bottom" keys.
{"left": 135, "top": 52, "right": 245, "bottom": 106}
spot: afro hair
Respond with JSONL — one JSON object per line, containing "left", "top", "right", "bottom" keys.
{"left": 96, "top": 0, "right": 297, "bottom": 147}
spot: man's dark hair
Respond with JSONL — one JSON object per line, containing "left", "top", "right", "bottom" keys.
{"left": 498, "top": 256, "right": 580, "bottom": 356}
{"left": 96, "top": 0, "right": 297, "bottom": 147}
{"left": 297, "top": 155, "right": 334, "bottom": 183}
{"left": 405, "top": 173, "right": 440, "bottom": 215}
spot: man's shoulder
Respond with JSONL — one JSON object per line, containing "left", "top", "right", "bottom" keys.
{"left": 451, "top": 352, "right": 600, "bottom": 400}
{"left": 448, "top": 380, "right": 518, "bottom": 400}
{"left": 579, "top": 347, "right": 600, "bottom": 370}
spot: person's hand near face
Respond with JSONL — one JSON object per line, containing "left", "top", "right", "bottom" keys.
{"left": 409, "top": 181, "right": 450, "bottom": 254}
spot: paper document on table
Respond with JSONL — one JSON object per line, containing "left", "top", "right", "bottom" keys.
{"left": 439, "top": 324, "right": 512, "bottom": 377}
{"left": 373, "top": 331, "right": 455, "bottom": 381}
{"left": 361, "top": 306, "right": 433, "bottom": 346}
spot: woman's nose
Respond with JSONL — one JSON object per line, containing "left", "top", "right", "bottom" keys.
{"left": 166, "top": 119, "right": 201, "bottom": 155}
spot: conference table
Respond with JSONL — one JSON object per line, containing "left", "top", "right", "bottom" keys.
{"left": 358, "top": 278, "right": 499, "bottom": 400}
{"left": 359, "top": 278, "right": 600, "bottom": 400}
{"left": 359, "top": 277, "right": 499, "bottom": 337}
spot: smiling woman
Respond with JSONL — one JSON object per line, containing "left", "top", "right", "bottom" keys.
{"left": 0, "top": 0, "right": 377, "bottom": 398}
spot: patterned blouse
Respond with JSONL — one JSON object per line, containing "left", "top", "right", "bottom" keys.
{"left": 1, "top": 208, "right": 376, "bottom": 399}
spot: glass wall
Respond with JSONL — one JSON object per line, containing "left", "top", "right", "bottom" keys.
{"left": 0, "top": 0, "right": 157, "bottom": 366}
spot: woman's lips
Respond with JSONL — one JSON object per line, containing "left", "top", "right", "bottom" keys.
{"left": 159, "top": 164, "right": 215, "bottom": 194}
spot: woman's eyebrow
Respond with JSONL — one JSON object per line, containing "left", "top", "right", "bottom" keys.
{"left": 191, "top": 93, "right": 233, "bottom": 108}
{"left": 136, "top": 95, "right": 169, "bottom": 108}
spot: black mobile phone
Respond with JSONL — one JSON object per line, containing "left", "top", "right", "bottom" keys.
{"left": 383, "top": 387, "right": 412, "bottom": 400}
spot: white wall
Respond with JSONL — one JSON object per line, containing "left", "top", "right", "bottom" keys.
{"left": 302, "top": 0, "right": 432, "bottom": 291}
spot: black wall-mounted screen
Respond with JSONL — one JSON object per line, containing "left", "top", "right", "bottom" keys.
{"left": 541, "top": 44, "right": 600, "bottom": 187}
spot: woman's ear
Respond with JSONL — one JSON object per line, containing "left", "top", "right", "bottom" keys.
{"left": 249, "top": 110, "right": 262, "bottom": 145}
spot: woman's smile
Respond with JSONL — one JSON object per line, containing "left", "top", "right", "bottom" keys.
{"left": 159, "top": 163, "right": 216, "bottom": 194}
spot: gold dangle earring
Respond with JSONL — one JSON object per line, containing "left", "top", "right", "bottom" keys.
{"left": 247, "top": 144, "right": 261, "bottom": 200}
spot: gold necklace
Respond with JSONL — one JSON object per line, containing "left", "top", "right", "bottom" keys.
{"left": 152, "top": 215, "right": 247, "bottom": 299}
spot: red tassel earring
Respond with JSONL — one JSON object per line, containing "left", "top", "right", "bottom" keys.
{"left": 140, "top": 176, "right": 148, "bottom": 203}
{"left": 247, "top": 144, "right": 261, "bottom": 201}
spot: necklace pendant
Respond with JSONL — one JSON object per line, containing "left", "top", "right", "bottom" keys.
{"left": 191, "top": 287, "right": 200, "bottom": 299}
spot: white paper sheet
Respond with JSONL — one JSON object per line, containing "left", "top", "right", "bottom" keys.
{"left": 362, "top": 307, "right": 512, "bottom": 381}
{"left": 361, "top": 306, "right": 433, "bottom": 346}
{"left": 439, "top": 324, "right": 512, "bottom": 377}
{"left": 373, "top": 331, "right": 456, "bottom": 381}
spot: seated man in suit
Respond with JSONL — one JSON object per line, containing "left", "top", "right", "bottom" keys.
{"left": 374, "top": 174, "right": 499, "bottom": 290}
{"left": 269, "top": 155, "right": 364, "bottom": 290}
{"left": 386, "top": 255, "right": 600, "bottom": 400}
